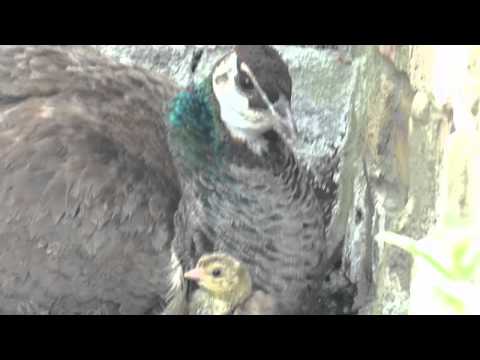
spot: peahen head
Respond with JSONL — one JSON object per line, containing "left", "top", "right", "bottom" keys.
{"left": 212, "top": 45, "right": 297, "bottom": 151}
{"left": 169, "top": 45, "right": 297, "bottom": 157}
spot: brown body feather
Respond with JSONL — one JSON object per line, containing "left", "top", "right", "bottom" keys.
{"left": 0, "top": 46, "right": 182, "bottom": 314}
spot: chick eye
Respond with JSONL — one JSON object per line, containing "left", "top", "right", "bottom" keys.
{"left": 211, "top": 268, "right": 223, "bottom": 278}
{"left": 238, "top": 72, "right": 254, "bottom": 91}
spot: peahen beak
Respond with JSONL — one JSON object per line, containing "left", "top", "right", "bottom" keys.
{"left": 273, "top": 95, "right": 298, "bottom": 145}
{"left": 184, "top": 267, "right": 206, "bottom": 282}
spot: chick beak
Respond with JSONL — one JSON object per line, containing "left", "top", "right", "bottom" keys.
{"left": 184, "top": 267, "right": 206, "bottom": 282}
{"left": 273, "top": 95, "right": 298, "bottom": 145}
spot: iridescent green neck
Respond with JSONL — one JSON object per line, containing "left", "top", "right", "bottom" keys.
{"left": 167, "top": 78, "right": 228, "bottom": 176}
{"left": 168, "top": 77, "right": 224, "bottom": 154}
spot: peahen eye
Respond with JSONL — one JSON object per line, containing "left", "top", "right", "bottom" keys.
{"left": 238, "top": 72, "right": 254, "bottom": 91}
{"left": 211, "top": 268, "right": 223, "bottom": 278}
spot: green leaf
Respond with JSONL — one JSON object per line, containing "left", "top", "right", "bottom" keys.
{"left": 434, "top": 287, "right": 465, "bottom": 314}
{"left": 378, "top": 232, "right": 454, "bottom": 279}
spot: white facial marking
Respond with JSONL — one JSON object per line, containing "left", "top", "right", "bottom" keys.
{"left": 212, "top": 52, "right": 276, "bottom": 153}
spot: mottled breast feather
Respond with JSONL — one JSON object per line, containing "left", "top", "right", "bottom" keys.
{"left": 173, "top": 128, "right": 327, "bottom": 315}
